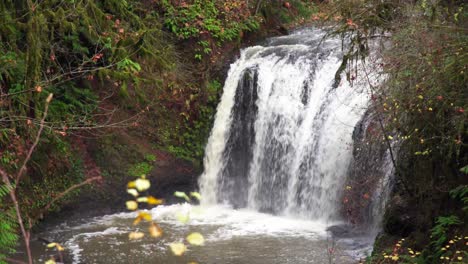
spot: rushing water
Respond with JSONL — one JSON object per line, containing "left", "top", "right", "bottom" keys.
{"left": 199, "top": 28, "right": 370, "bottom": 220}
{"left": 21, "top": 28, "right": 388, "bottom": 263}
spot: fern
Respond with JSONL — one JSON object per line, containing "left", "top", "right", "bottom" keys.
{"left": 450, "top": 185, "right": 468, "bottom": 211}
{"left": 0, "top": 184, "right": 19, "bottom": 264}
{"left": 429, "top": 215, "right": 462, "bottom": 253}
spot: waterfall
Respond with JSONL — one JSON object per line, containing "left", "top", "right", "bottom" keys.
{"left": 199, "top": 28, "right": 378, "bottom": 222}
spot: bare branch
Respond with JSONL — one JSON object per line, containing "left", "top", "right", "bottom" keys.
{"left": 0, "top": 168, "right": 32, "bottom": 264}
{"left": 5, "top": 258, "right": 28, "bottom": 264}
{"left": 42, "top": 176, "right": 102, "bottom": 213}
{"left": 16, "top": 94, "right": 53, "bottom": 182}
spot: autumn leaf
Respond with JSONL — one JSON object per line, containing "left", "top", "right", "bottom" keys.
{"left": 189, "top": 192, "right": 201, "bottom": 201}
{"left": 127, "top": 188, "right": 139, "bottom": 197}
{"left": 169, "top": 242, "right": 187, "bottom": 256}
{"left": 147, "top": 196, "right": 164, "bottom": 205}
{"left": 128, "top": 181, "right": 136, "bottom": 188}
{"left": 174, "top": 191, "right": 190, "bottom": 202}
{"left": 126, "top": 200, "right": 138, "bottom": 211}
{"left": 186, "top": 232, "right": 204, "bottom": 246}
{"left": 133, "top": 211, "right": 152, "bottom": 225}
{"left": 149, "top": 222, "right": 163, "bottom": 238}
{"left": 47, "top": 242, "right": 64, "bottom": 251}
{"left": 137, "top": 196, "right": 148, "bottom": 202}
{"left": 135, "top": 178, "right": 151, "bottom": 192}
{"left": 129, "top": 232, "right": 145, "bottom": 240}
{"left": 47, "top": 243, "right": 57, "bottom": 248}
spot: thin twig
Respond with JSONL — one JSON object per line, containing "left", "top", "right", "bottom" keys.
{"left": 16, "top": 94, "right": 53, "bottom": 182}
{"left": 42, "top": 176, "right": 102, "bottom": 212}
{"left": 1, "top": 94, "right": 53, "bottom": 264}
{"left": 5, "top": 257, "right": 28, "bottom": 264}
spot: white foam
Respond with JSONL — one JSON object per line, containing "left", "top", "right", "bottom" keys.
{"left": 64, "top": 227, "right": 127, "bottom": 264}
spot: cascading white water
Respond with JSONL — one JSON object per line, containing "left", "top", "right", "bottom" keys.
{"left": 199, "top": 28, "right": 374, "bottom": 222}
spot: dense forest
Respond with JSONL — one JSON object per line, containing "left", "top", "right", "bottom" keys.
{"left": 0, "top": 0, "right": 466, "bottom": 263}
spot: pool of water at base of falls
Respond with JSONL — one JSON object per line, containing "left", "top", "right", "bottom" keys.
{"left": 17, "top": 204, "right": 374, "bottom": 264}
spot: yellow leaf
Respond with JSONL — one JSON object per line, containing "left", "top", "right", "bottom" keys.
{"left": 56, "top": 244, "right": 65, "bottom": 251}
{"left": 137, "top": 197, "right": 148, "bottom": 203}
{"left": 127, "top": 188, "right": 139, "bottom": 197}
{"left": 190, "top": 192, "right": 201, "bottom": 201}
{"left": 140, "top": 212, "right": 152, "bottom": 221}
{"left": 133, "top": 216, "right": 142, "bottom": 225}
{"left": 133, "top": 212, "right": 152, "bottom": 225}
{"left": 45, "top": 259, "right": 56, "bottom": 264}
{"left": 127, "top": 181, "right": 136, "bottom": 188}
{"left": 169, "top": 243, "right": 187, "bottom": 256}
{"left": 186, "top": 232, "right": 204, "bottom": 246}
{"left": 149, "top": 222, "right": 163, "bottom": 238}
{"left": 128, "top": 232, "right": 145, "bottom": 240}
{"left": 126, "top": 201, "right": 138, "bottom": 211}
{"left": 135, "top": 178, "right": 151, "bottom": 192}
{"left": 174, "top": 191, "right": 190, "bottom": 202}
{"left": 147, "top": 196, "right": 164, "bottom": 205}
{"left": 47, "top": 243, "right": 57, "bottom": 248}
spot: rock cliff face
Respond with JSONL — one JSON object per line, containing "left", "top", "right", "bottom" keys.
{"left": 345, "top": 106, "right": 467, "bottom": 254}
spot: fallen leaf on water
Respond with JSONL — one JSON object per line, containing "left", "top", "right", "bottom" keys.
{"left": 56, "top": 244, "right": 64, "bottom": 251}
{"left": 186, "top": 232, "right": 204, "bottom": 246}
{"left": 170, "top": 242, "right": 187, "bottom": 256}
{"left": 129, "top": 232, "right": 145, "bottom": 240}
{"left": 133, "top": 211, "right": 152, "bottom": 225}
{"left": 149, "top": 222, "right": 163, "bottom": 238}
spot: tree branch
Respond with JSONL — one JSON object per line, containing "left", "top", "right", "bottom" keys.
{"left": 16, "top": 93, "right": 53, "bottom": 182}
{"left": 42, "top": 176, "right": 102, "bottom": 213}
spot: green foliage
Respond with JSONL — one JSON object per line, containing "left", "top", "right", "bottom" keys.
{"left": 47, "top": 82, "right": 99, "bottom": 124}
{"left": 0, "top": 0, "right": 176, "bottom": 144}
{"left": 430, "top": 216, "right": 462, "bottom": 250}
{"left": 0, "top": 0, "right": 179, "bottom": 229}
{"left": 263, "top": 0, "right": 318, "bottom": 24}
{"left": 128, "top": 162, "right": 153, "bottom": 178}
{"left": 159, "top": 0, "right": 259, "bottom": 58}
{"left": 161, "top": 0, "right": 259, "bottom": 41}
{"left": 18, "top": 141, "right": 86, "bottom": 216}
{"left": 165, "top": 80, "right": 221, "bottom": 164}
{"left": 460, "top": 165, "right": 468, "bottom": 175}
{"left": 0, "top": 185, "right": 18, "bottom": 263}
{"left": 128, "top": 153, "right": 157, "bottom": 177}
{"left": 332, "top": 1, "right": 467, "bottom": 161}
{"left": 450, "top": 185, "right": 468, "bottom": 212}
